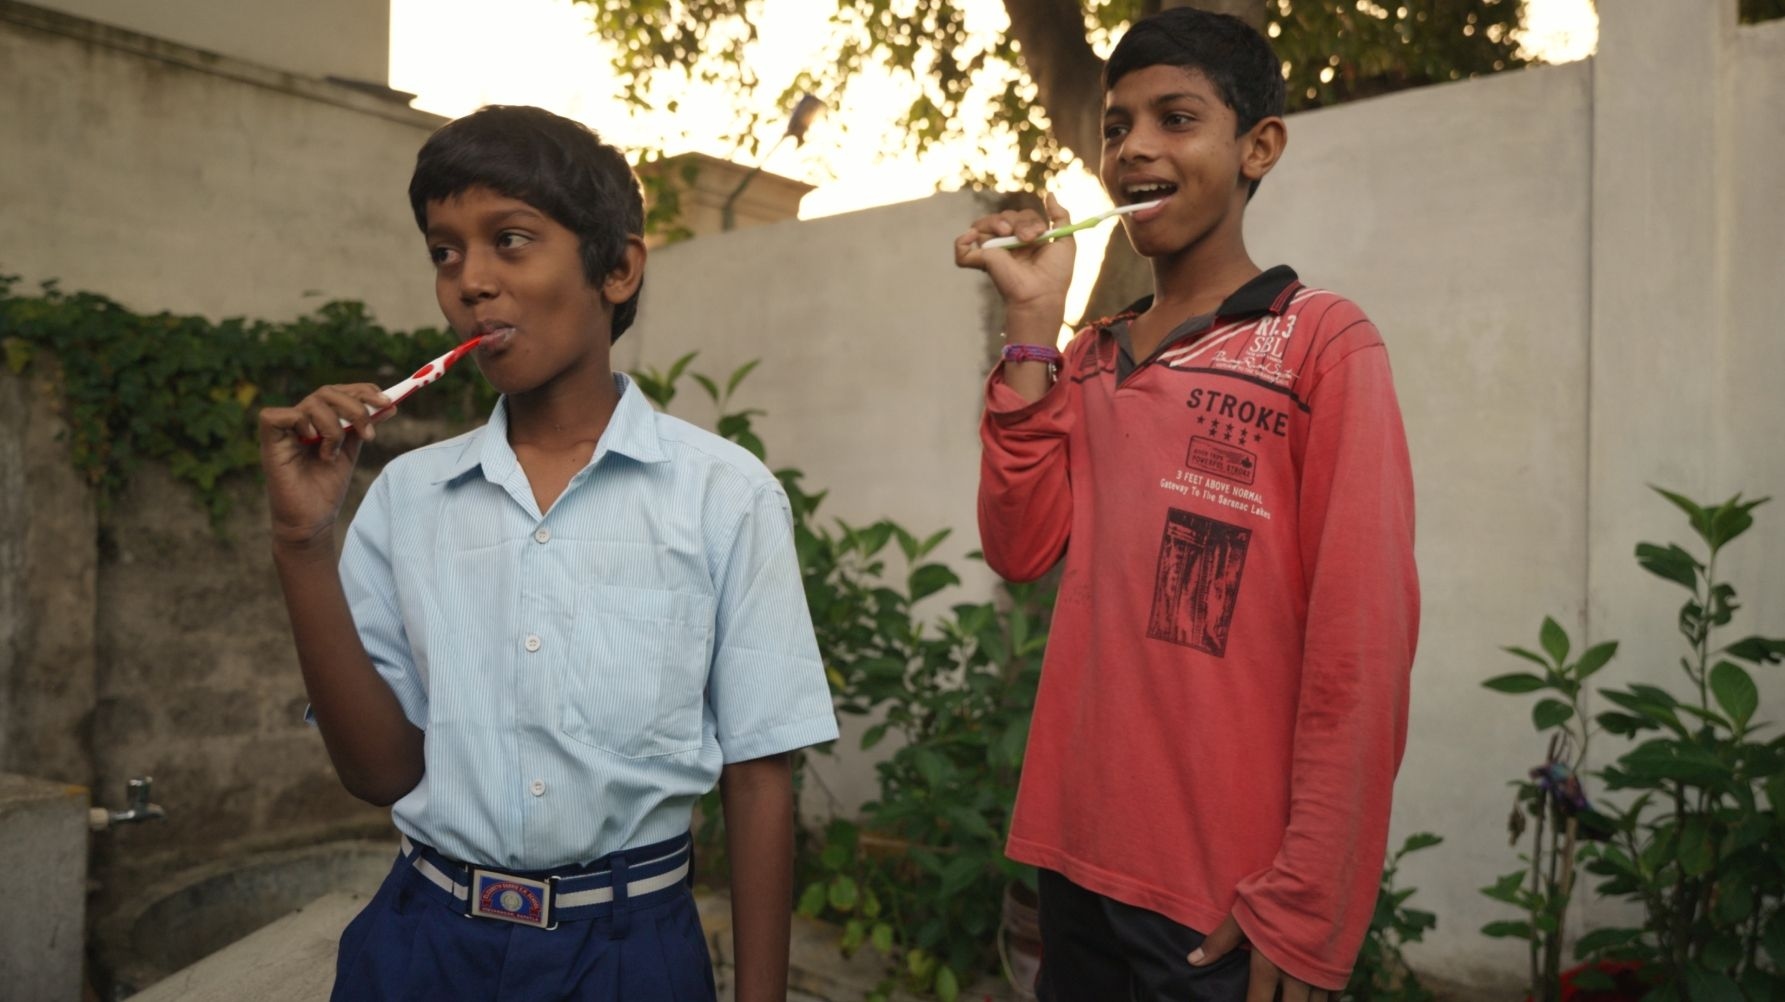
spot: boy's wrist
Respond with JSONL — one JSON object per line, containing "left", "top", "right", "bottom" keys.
{"left": 271, "top": 529, "right": 338, "bottom": 563}
{"left": 1003, "top": 299, "right": 1066, "bottom": 345}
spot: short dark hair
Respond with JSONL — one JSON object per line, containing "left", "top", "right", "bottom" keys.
{"left": 1104, "top": 8, "right": 1286, "bottom": 197}
{"left": 409, "top": 105, "right": 645, "bottom": 341}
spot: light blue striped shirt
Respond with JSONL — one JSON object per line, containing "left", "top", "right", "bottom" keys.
{"left": 337, "top": 374, "right": 838, "bottom": 869}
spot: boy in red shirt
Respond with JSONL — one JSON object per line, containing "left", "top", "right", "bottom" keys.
{"left": 953, "top": 9, "right": 1418, "bottom": 1001}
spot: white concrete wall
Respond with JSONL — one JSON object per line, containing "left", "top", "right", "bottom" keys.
{"left": 0, "top": 3, "right": 444, "bottom": 328}
{"left": 1720, "top": 16, "right": 1785, "bottom": 659}
{"left": 26, "top": 0, "right": 388, "bottom": 85}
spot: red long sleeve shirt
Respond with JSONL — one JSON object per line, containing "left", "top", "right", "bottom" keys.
{"left": 980, "top": 266, "right": 1418, "bottom": 990}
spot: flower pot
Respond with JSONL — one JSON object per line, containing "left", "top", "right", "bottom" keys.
{"left": 999, "top": 882, "right": 1042, "bottom": 1001}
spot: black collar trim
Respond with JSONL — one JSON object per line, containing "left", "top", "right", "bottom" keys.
{"left": 1095, "top": 264, "right": 1301, "bottom": 329}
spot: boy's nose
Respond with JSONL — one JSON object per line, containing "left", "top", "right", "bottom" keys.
{"left": 457, "top": 248, "right": 499, "bottom": 303}
{"left": 1117, "top": 125, "right": 1161, "bottom": 164}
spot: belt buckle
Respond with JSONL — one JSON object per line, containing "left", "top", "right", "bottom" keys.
{"left": 468, "top": 868, "right": 556, "bottom": 929}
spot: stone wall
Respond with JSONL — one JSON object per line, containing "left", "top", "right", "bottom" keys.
{"left": 0, "top": 360, "right": 99, "bottom": 787}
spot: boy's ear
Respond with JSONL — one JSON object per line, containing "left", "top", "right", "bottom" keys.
{"left": 1240, "top": 116, "right": 1288, "bottom": 186}
{"left": 600, "top": 236, "right": 647, "bottom": 306}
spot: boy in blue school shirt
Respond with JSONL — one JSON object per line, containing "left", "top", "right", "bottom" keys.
{"left": 257, "top": 105, "right": 839, "bottom": 1002}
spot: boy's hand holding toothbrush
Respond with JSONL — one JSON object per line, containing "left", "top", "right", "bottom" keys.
{"left": 258, "top": 383, "right": 396, "bottom": 548}
{"left": 955, "top": 192, "right": 1081, "bottom": 404}
{"left": 954, "top": 192, "right": 1078, "bottom": 337}
{"left": 258, "top": 335, "right": 482, "bottom": 548}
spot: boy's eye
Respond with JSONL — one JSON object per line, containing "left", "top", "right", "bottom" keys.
{"left": 1102, "top": 123, "right": 1129, "bottom": 142}
{"left": 1163, "top": 112, "right": 1196, "bottom": 128}
{"left": 496, "top": 231, "right": 533, "bottom": 250}
{"left": 429, "top": 245, "right": 459, "bottom": 266}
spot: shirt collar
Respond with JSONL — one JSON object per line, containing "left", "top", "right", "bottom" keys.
{"left": 1097, "top": 264, "right": 1302, "bottom": 329}
{"left": 433, "top": 373, "right": 668, "bottom": 485}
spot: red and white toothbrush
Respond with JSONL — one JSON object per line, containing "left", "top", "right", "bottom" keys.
{"left": 300, "top": 335, "right": 483, "bottom": 445}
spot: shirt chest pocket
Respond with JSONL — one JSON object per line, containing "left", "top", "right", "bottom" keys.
{"left": 563, "top": 584, "right": 716, "bottom": 759}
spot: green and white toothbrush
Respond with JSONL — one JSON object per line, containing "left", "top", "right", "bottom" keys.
{"left": 980, "top": 199, "right": 1164, "bottom": 250}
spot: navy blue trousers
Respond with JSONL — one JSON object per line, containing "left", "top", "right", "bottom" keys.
{"left": 331, "top": 837, "right": 716, "bottom": 1002}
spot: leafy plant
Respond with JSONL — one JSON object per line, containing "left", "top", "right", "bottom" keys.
{"left": 1479, "top": 618, "right": 1619, "bottom": 1000}
{"left": 638, "top": 351, "right": 1054, "bottom": 1001}
{"left": 795, "top": 571, "right": 1051, "bottom": 1002}
{"left": 1568, "top": 489, "right": 1785, "bottom": 1000}
{"left": 1347, "top": 832, "right": 1442, "bottom": 1002}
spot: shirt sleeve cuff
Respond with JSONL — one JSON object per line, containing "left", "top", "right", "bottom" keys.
{"left": 720, "top": 713, "right": 841, "bottom": 765}
{"left": 984, "top": 362, "right": 1068, "bottom": 425}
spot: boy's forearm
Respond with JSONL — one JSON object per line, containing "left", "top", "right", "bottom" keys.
{"left": 272, "top": 540, "right": 423, "bottom": 805}
{"left": 720, "top": 754, "right": 795, "bottom": 1002}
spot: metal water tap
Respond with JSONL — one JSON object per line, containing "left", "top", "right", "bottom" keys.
{"left": 88, "top": 776, "right": 168, "bottom": 831}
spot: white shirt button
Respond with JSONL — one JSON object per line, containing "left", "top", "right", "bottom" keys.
{"left": 524, "top": 634, "right": 541, "bottom": 653}
{"left": 529, "top": 779, "right": 546, "bottom": 797}
{"left": 533, "top": 528, "right": 551, "bottom": 544}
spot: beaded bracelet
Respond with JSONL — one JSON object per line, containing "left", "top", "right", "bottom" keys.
{"left": 1001, "top": 343, "right": 1064, "bottom": 366}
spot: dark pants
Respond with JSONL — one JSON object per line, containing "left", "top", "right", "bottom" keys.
{"left": 1035, "top": 869, "right": 1249, "bottom": 1002}
{"left": 331, "top": 837, "right": 716, "bottom": 1002}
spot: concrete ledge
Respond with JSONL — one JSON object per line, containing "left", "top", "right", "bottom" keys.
{"left": 129, "top": 891, "right": 362, "bottom": 1002}
{"left": 0, "top": 0, "right": 444, "bottom": 130}
{"left": 0, "top": 774, "right": 89, "bottom": 1001}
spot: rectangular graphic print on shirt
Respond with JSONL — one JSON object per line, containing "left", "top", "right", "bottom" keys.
{"left": 1147, "top": 508, "right": 1252, "bottom": 656}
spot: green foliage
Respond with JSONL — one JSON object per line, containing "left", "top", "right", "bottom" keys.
{"left": 0, "top": 277, "right": 489, "bottom": 526}
{"left": 642, "top": 352, "right": 1053, "bottom": 1000}
{"left": 1480, "top": 614, "right": 1617, "bottom": 1002}
{"left": 794, "top": 567, "right": 1052, "bottom": 1002}
{"left": 1571, "top": 490, "right": 1785, "bottom": 999}
{"left": 1347, "top": 832, "right": 1442, "bottom": 1002}
{"left": 571, "top": 0, "right": 1525, "bottom": 191}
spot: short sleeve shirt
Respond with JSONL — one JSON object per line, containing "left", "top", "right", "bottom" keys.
{"left": 338, "top": 374, "right": 839, "bottom": 869}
